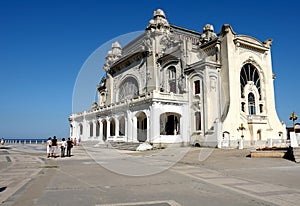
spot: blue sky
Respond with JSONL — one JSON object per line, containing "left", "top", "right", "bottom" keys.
{"left": 0, "top": 0, "right": 299, "bottom": 139}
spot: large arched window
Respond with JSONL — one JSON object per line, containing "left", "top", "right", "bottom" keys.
{"left": 118, "top": 77, "right": 139, "bottom": 101}
{"left": 240, "top": 63, "right": 261, "bottom": 99}
{"left": 160, "top": 112, "right": 181, "bottom": 135}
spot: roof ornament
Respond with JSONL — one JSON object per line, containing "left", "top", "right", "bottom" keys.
{"left": 146, "top": 9, "right": 171, "bottom": 32}
{"left": 200, "top": 24, "right": 217, "bottom": 43}
{"left": 103, "top": 41, "right": 122, "bottom": 72}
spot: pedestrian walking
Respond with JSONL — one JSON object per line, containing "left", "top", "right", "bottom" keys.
{"left": 46, "top": 137, "right": 52, "bottom": 158}
{"left": 60, "top": 138, "right": 66, "bottom": 157}
{"left": 66, "top": 137, "right": 73, "bottom": 157}
{"left": 51, "top": 136, "right": 58, "bottom": 158}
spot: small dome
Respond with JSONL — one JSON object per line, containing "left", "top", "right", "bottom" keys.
{"left": 149, "top": 19, "right": 155, "bottom": 24}
{"left": 112, "top": 41, "right": 121, "bottom": 49}
{"left": 153, "top": 9, "right": 166, "bottom": 19}
{"left": 107, "top": 50, "right": 113, "bottom": 56}
{"left": 203, "top": 24, "right": 214, "bottom": 32}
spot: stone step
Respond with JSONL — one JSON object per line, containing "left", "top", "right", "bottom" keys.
{"left": 109, "top": 142, "right": 141, "bottom": 151}
{"left": 292, "top": 147, "right": 300, "bottom": 163}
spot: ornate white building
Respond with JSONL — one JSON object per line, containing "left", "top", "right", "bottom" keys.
{"left": 69, "top": 9, "right": 286, "bottom": 148}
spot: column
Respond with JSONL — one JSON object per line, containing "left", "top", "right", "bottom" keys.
{"left": 107, "top": 118, "right": 111, "bottom": 138}
{"left": 125, "top": 117, "right": 128, "bottom": 142}
{"left": 132, "top": 115, "right": 137, "bottom": 142}
{"left": 83, "top": 119, "right": 88, "bottom": 141}
{"left": 93, "top": 120, "right": 97, "bottom": 139}
{"left": 99, "top": 118, "right": 103, "bottom": 141}
{"left": 127, "top": 111, "right": 132, "bottom": 142}
{"left": 115, "top": 117, "right": 119, "bottom": 141}
{"left": 146, "top": 113, "right": 150, "bottom": 142}
{"left": 151, "top": 104, "right": 161, "bottom": 143}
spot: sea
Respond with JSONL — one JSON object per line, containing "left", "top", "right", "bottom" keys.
{"left": 3, "top": 138, "right": 48, "bottom": 144}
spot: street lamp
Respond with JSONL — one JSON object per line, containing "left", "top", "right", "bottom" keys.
{"left": 237, "top": 123, "right": 246, "bottom": 149}
{"left": 289, "top": 111, "right": 298, "bottom": 128}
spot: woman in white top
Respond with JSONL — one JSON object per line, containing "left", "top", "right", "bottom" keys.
{"left": 46, "top": 137, "right": 52, "bottom": 158}
{"left": 60, "top": 138, "right": 67, "bottom": 158}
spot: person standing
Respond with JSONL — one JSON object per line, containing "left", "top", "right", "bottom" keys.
{"left": 74, "top": 138, "right": 77, "bottom": 146}
{"left": 60, "top": 138, "right": 66, "bottom": 158}
{"left": 66, "top": 137, "right": 73, "bottom": 157}
{"left": 46, "top": 137, "right": 52, "bottom": 158}
{"left": 51, "top": 136, "right": 58, "bottom": 158}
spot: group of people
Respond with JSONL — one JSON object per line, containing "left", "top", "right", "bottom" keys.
{"left": 46, "top": 136, "right": 77, "bottom": 158}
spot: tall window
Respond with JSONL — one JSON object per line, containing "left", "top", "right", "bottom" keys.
{"left": 195, "top": 111, "right": 201, "bottom": 131}
{"left": 240, "top": 63, "right": 263, "bottom": 115}
{"left": 240, "top": 63, "right": 261, "bottom": 99}
{"left": 119, "top": 117, "right": 125, "bottom": 136}
{"left": 96, "top": 121, "right": 100, "bottom": 136}
{"left": 79, "top": 124, "right": 83, "bottom": 135}
{"left": 89, "top": 122, "right": 93, "bottom": 137}
{"left": 168, "top": 66, "right": 176, "bottom": 93}
{"left": 194, "top": 80, "right": 200, "bottom": 94}
{"left": 110, "top": 119, "right": 115, "bottom": 136}
{"left": 248, "top": 93, "right": 256, "bottom": 115}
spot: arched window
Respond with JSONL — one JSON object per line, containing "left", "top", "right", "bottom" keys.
{"left": 119, "top": 116, "right": 125, "bottom": 136}
{"left": 240, "top": 63, "right": 261, "bottom": 99}
{"left": 96, "top": 121, "right": 100, "bottom": 137}
{"left": 110, "top": 118, "right": 115, "bottom": 136}
{"left": 89, "top": 122, "right": 93, "bottom": 137}
{"left": 160, "top": 112, "right": 181, "bottom": 135}
{"left": 102, "top": 120, "right": 107, "bottom": 141}
{"left": 136, "top": 112, "right": 147, "bottom": 142}
{"left": 248, "top": 92, "right": 256, "bottom": 115}
{"left": 118, "top": 77, "right": 139, "bottom": 101}
{"left": 79, "top": 124, "right": 83, "bottom": 135}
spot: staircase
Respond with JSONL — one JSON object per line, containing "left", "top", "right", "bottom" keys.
{"left": 109, "top": 142, "right": 141, "bottom": 151}
{"left": 292, "top": 147, "right": 300, "bottom": 163}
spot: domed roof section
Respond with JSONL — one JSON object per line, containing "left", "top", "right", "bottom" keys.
{"left": 153, "top": 9, "right": 166, "bottom": 19}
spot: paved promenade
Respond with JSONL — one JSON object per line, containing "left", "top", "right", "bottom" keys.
{"left": 1, "top": 144, "right": 300, "bottom": 206}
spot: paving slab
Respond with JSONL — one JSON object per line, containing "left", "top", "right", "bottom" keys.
{"left": 1, "top": 144, "right": 300, "bottom": 206}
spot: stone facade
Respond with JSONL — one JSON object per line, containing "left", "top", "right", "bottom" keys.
{"left": 69, "top": 9, "right": 286, "bottom": 148}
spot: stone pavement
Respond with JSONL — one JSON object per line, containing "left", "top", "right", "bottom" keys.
{"left": 0, "top": 145, "right": 45, "bottom": 204}
{"left": 1, "top": 144, "right": 300, "bottom": 206}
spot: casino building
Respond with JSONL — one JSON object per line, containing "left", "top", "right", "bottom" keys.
{"left": 69, "top": 9, "right": 286, "bottom": 148}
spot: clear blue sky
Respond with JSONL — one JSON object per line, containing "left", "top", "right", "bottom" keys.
{"left": 1, "top": 0, "right": 299, "bottom": 139}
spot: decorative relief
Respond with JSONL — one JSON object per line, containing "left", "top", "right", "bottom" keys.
{"left": 210, "top": 76, "right": 217, "bottom": 91}
{"left": 118, "top": 78, "right": 139, "bottom": 101}
{"left": 142, "top": 32, "right": 153, "bottom": 52}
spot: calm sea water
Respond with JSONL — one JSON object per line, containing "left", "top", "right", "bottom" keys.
{"left": 3, "top": 138, "right": 48, "bottom": 144}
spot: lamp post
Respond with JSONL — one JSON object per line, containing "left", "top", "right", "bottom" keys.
{"left": 290, "top": 111, "right": 298, "bottom": 130}
{"left": 237, "top": 123, "right": 246, "bottom": 149}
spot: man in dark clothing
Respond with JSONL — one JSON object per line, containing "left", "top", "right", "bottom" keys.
{"left": 66, "top": 137, "right": 73, "bottom": 157}
{"left": 51, "top": 136, "right": 58, "bottom": 157}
